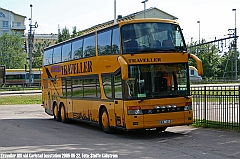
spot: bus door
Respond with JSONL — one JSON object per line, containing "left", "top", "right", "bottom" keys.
{"left": 42, "top": 79, "right": 52, "bottom": 114}
{"left": 113, "top": 73, "right": 124, "bottom": 127}
{"left": 66, "top": 78, "right": 73, "bottom": 118}
{"left": 114, "top": 100, "right": 124, "bottom": 127}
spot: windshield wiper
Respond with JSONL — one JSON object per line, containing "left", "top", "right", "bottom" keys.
{"left": 138, "top": 98, "right": 146, "bottom": 103}
{"left": 140, "top": 48, "right": 178, "bottom": 53}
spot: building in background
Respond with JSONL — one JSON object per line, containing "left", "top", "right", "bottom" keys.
{"left": 82, "top": 7, "right": 177, "bottom": 34}
{"left": 0, "top": 7, "right": 26, "bottom": 36}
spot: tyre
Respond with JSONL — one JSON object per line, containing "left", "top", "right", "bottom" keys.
{"left": 53, "top": 104, "right": 61, "bottom": 121}
{"left": 60, "top": 104, "right": 68, "bottom": 123}
{"left": 100, "top": 107, "right": 114, "bottom": 133}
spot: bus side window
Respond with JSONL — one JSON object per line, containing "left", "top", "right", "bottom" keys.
{"left": 83, "top": 34, "right": 96, "bottom": 57}
{"left": 72, "top": 39, "right": 83, "bottom": 59}
{"left": 102, "top": 74, "right": 112, "bottom": 98}
{"left": 62, "top": 42, "right": 72, "bottom": 61}
{"left": 98, "top": 30, "right": 112, "bottom": 55}
{"left": 112, "top": 28, "right": 120, "bottom": 54}
{"left": 53, "top": 46, "right": 62, "bottom": 63}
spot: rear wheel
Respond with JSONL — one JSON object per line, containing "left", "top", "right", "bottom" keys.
{"left": 101, "top": 107, "right": 114, "bottom": 133}
{"left": 60, "top": 104, "right": 68, "bottom": 123}
{"left": 53, "top": 104, "right": 60, "bottom": 121}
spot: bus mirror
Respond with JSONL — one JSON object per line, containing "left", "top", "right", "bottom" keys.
{"left": 117, "top": 56, "right": 128, "bottom": 80}
{"left": 189, "top": 54, "right": 203, "bottom": 76}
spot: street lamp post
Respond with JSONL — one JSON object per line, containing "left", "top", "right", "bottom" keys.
{"left": 232, "top": 9, "right": 237, "bottom": 80}
{"left": 197, "top": 21, "right": 200, "bottom": 44}
{"left": 141, "top": 0, "right": 148, "bottom": 18}
{"left": 28, "top": 4, "right": 38, "bottom": 84}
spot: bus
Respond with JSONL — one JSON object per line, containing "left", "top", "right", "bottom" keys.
{"left": 5, "top": 68, "right": 41, "bottom": 86}
{"left": 41, "top": 18, "right": 203, "bottom": 133}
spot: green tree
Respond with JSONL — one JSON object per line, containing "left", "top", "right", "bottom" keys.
{"left": 58, "top": 26, "right": 83, "bottom": 43}
{"left": 0, "top": 32, "right": 26, "bottom": 68}
{"left": 71, "top": 26, "right": 78, "bottom": 38}
{"left": 188, "top": 39, "right": 221, "bottom": 78}
{"left": 58, "top": 26, "right": 71, "bottom": 43}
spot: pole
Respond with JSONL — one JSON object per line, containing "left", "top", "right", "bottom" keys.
{"left": 114, "top": 0, "right": 116, "bottom": 24}
{"left": 29, "top": 4, "right": 33, "bottom": 84}
{"left": 233, "top": 9, "right": 237, "bottom": 80}
{"left": 197, "top": 21, "right": 200, "bottom": 44}
{"left": 141, "top": 0, "right": 148, "bottom": 18}
{"left": 144, "top": 2, "right": 146, "bottom": 18}
{"left": 29, "top": 4, "right": 38, "bottom": 84}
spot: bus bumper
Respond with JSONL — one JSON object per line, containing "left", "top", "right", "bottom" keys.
{"left": 125, "top": 111, "right": 193, "bottom": 130}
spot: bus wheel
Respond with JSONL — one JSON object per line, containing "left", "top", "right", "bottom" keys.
{"left": 156, "top": 127, "right": 167, "bottom": 132}
{"left": 60, "top": 104, "right": 67, "bottom": 123}
{"left": 101, "top": 107, "right": 114, "bottom": 134}
{"left": 53, "top": 104, "right": 60, "bottom": 121}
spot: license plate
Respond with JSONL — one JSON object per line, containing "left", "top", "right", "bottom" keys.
{"left": 158, "top": 120, "right": 172, "bottom": 124}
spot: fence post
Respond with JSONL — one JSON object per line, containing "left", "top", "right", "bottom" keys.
{"left": 204, "top": 86, "right": 207, "bottom": 121}
{"left": 239, "top": 85, "right": 240, "bottom": 130}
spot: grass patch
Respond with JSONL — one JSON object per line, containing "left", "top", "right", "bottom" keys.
{"left": 192, "top": 119, "right": 240, "bottom": 132}
{"left": 0, "top": 95, "right": 42, "bottom": 105}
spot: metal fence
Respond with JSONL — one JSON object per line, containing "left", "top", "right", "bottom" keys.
{"left": 191, "top": 84, "right": 240, "bottom": 132}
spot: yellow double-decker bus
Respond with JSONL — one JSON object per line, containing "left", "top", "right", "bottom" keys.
{"left": 41, "top": 18, "right": 203, "bottom": 133}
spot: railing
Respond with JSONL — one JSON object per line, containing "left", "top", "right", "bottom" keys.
{"left": 191, "top": 84, "right": 240, "bottom": 132}
{"left": 11, "top": 25, "right": 26, "bottom": 30}
{"left": 0, "top": 83, "right": 41, "bottom": 91}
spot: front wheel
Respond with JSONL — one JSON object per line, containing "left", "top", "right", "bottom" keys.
{"left": 100, "top": 107, "right": 114, "bottom": 134}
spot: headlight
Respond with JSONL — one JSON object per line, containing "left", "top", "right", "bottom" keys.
{"left": 184, "top": 106, "right": 192, "bottom": 110}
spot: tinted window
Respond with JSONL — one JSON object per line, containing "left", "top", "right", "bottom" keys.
{"left": 102, "top": 75, "right": 112, "bottom": 98}
{"left": 98, "top": 30, "right": 112, "bottom": 55}
{"left": 83, "top": 35, "right": 95, "bottom": 57}
{"left": 62, "top": 43, "right": 72, "bottom": 62}
{"left": 114, "top": 73, "right": 122, "bottom": 99}
{"left": 43, "top": 49, "right": 53, "bottom": 65}
{"left": 72, "top": 39, "right": 83, "bottom": 59}
{"left": 72, "top": 78, "right": 83, "bottom": 97}
{"left": 53, "top": 46, "right": 61, "bottom": 63}
{"left": 66, "top": 78, "right": 72, "bottom": 97}
{"left": 112, "top": 28, "right": 120, "bottom": 54}
{"left": 83, "top": 78, "right": 100, "bottom": 98}
{"left": 62, "top": 78, "right": 66, "bottom": 96}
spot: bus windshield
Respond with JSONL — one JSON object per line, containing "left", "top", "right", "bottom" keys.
{"left": 121, "top": 22, "right": 186, "bottom": 54}
{"left": 125, "top": 63, "right": 189, "bottom": 99}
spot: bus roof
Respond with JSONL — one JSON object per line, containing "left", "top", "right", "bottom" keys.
{"left": 44, "top": 18, "right": 179, "bottom": 51}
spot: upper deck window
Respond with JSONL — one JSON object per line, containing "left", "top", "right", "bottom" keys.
{"left": 72, "top": 39, "right": 83, "bottom": 59}
{"left": 62, "top": 43, "right": 72, "bottom": 61}
{"left": 98, "top": 30, "right": 112, "bottom": 55}
{"left": 53, "top": 46, "right": 62, "bottom": 63}
{"left": 98, "top": 27, "right": 120, "bottom": 55}
{"left": 43, "top": 49, "right": 53, "bottom": 65}
{"left": 98, "top": 28, "right": 120, "bottom": 55}
{"left": 83, "top": 35, "right": 96, "bottom": 57}
{"left": 121, "top": 22, "right": 186, "bottom": 54}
